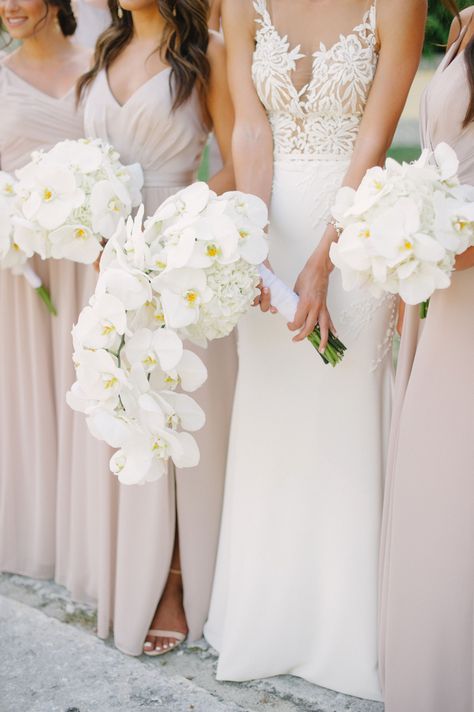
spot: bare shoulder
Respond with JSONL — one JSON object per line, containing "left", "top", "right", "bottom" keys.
{"left": 376, "top": 0, "right": 427, "bottom": 46}
{"left": 377, "top": 0, "right": 427, "bottom": 27}
{"left": 448, "top": 5, "right": 474, "bottom": 47}
{"left": 222, "top": 0, "right": 255, "bottom": 30}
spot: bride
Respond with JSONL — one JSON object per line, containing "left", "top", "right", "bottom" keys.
{"left": 205, "top": 0, "right": 426, "bottom": 699}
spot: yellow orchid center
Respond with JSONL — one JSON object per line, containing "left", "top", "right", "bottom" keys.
{"left": 143, "top": 355, "right": 157, "bottom": 368}
{"left": 12, "top": 243, "right": 20, "bottom": 252}
{"left": 206, "top": 243, "right": 218, "bottom": 257}
{"left": 108, "top": 198, "right": 122, "bottom": 212}
{"left": 239, "top": 229, "right": 249, "bottom": 239}
{"left": 404, "top": 240, "right": 413, "bottom": 250}
{"left": 185, "top": 289, "right": 199, "bottom": 306}
{"left": 74, "top": 228, "right": 87, "bottom": 240}
{"left": 167, "top": 413, "right": 180, "bottom": 430}
{"left": 42, "top": 188, "right": 54, "bottom": 202}
{"left": 454, "top": 219, "right": 469, "bottom": 232}
{"left": 373, "top": 180, "right": 383, "bottom": 191}
{"left": 104, "top": 376, "right": 118, "bottom": 390}
{"left": 154, "top": 312, "right": 165, "bottom": 324}
{"left": 155, "top": 260, "right": 166, "bottom": 270}
{"left": 359, "top": 228, "right": 371, "bottom": 239}
{"left": 3, "top": 183, "right": 14, "bottom": 196}
{"left": 165, "top": 375, "right": 180, "bottom": 388}
{"left": 101, "top": 324, "right": 115, "bottom": 336}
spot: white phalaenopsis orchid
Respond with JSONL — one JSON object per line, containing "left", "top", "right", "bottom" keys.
{"left": 69, "top": 182, "right": 269, "bottom": 484}
{"left": 0, "top": 172, "right": 58, "bottom": 313}
{"left": 330, "top": 143, "right": 474, "bottom": 306}
{"left": 13, "top": 138, "right": 143, "bottom": 265}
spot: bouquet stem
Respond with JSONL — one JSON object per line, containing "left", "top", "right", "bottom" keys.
{"left": 258, "top": 264, "right": 346, "bottom": 367}
{"left": 16, "top": 261, "right": 57, "bottom": 316}
{"left": 35, "top": 285, "right": 57, "bottom": 316}
{"left": 419, "top": 300, "right": 430, "bottom": 319}
{"left": 307, "top": 326, "right": 347, "bottom": 367}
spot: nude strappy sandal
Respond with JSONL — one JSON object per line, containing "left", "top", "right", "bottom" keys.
{"left": 143, "top": 569, "right": 187, "bottom": 657}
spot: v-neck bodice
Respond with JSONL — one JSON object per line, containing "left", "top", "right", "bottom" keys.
{"left": 84, "top": 69, "right": 208, "bottom": 199}
{"left": 0, "top": 52, "right": 84, "bottom": 172}
{"left": 420, "top": 22, "right": 474, "bottom": 184}
{"left": 251, "top": 0, "right": 379, "bottom": 158}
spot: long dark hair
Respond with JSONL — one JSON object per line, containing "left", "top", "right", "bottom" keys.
{"left": 77, "top": 0, "right": 210, "bottom": 111}
{"left": 441, "top": 0, "right": 474, "bottom": 125}
{"left": 0, "top": 0, "right": 76, "bottom": 42}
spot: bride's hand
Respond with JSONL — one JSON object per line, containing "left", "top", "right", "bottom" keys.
{"left": 288, "top": 241, "right": 335, "bottom": 351}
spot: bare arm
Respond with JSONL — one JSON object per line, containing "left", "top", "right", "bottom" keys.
{"left": 205, "top": 31, "right": 235, "bottom": 194}
{"left": 208, "top": 0, "right": 222, "bottom": 32}
{"left": 290, "top": 0, "right": 427, "bottom": 346}
{"left": 221, "top": 0, "right": 274, "bottom": 206}
{"left": 449, "top": 8, "right": 474, "bottom": 272}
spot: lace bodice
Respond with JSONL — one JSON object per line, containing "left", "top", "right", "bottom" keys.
{"left": 251, "top": 0, "right": 379, "bottom": 159}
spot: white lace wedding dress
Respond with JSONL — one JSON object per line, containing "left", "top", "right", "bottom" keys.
{"left": 205, "top": 0, "right": 394, "bottom": 700}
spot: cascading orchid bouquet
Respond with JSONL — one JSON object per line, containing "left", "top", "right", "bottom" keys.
{"left": 329, "top": 143, "right": 474, "bottom": 316}
{"left": 67, "top": 183, "right": 270, "bottom": 485}
{"left": 12, "top": 137, "right": 143, "bottom": 267}
{"left": 0, "top": 171, "right": 56, "bottom": 313}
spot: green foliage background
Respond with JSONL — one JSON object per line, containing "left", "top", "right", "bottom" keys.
{"left": 425, "top": 0, "right": 471, "bottom": 55}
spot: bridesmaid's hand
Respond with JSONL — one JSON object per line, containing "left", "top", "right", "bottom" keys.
{"left": 455, "top": 246, "right": 474, "bottom": 271}
{"left": 288, "top": 229, "right": 336, "bottom": 351}
{"left": 253, "top": 260, "right": 278, "bottom": 313}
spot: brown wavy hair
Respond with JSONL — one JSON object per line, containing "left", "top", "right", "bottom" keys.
{"left": 441, "top": 0, "right": 474, "bottom": 125}
{"left": 76, "top": 0, "right": 210, "bottom": 112}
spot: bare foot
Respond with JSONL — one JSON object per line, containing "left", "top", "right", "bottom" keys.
{"left": 143, "top": 571, "right": 188, "bottom": 655}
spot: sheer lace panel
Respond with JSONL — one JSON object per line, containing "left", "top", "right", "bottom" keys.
{"left": 252, "top": 0, "right": 379, "bottom": 158}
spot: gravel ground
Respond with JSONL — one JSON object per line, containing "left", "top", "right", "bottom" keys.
{"left": 0, "top": 574, "right": 384, "bottom": 712}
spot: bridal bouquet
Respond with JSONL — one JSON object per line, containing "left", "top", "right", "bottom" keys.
{"left": 68, "top": 183, "right": 270, "bottom": 484}
{"left": 0, "top": 171, "right": 56, "bottom": 313}
{"left": 329, "top": 143, "right": 474, "bottom": 314}
{"left": 13, "top": 138, "right": 143, "bottom": 265}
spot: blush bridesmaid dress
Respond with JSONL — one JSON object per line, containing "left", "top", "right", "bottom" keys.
{"left": 0, "top": 53, "right": 110, "bottom": 604}
{"left": 84, "top": 68, "right": 237, "bottom": 655}
{"left": 379, "top": 19, "right": 474, "bottom": 712}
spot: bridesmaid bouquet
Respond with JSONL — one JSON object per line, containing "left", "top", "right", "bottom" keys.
{"left": 0, "top": 171, "right": 56, "bottom": 314}
{"left": 12, "top": 138, "right": 143, "bottom": 265}
{"left": 329, "top": 143, "right": 474, "bottom": 315}
{"left": 68, "top": 183, "right": 269, "bottom": 485}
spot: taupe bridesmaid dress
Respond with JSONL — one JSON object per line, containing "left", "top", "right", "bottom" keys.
{"left": 0, "top": 54, "right": 110, "bottom": 603}
{"left": 379, "top": 22, "right": 474, "bottom": 712}
{"left": 84, "top": 69, "right": 237, "bottom": 655}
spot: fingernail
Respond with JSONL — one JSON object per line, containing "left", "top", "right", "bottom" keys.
{"left": 155, "top": 645, "right": 161, "bottom": 651}
{"left": 144, "top": 643, "right": 153, "bottom": 650}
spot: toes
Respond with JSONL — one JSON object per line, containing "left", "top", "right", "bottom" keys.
{"left": 144, "top": 634, "right": 155, "bottom": 653}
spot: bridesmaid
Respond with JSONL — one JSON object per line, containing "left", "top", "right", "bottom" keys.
{"left": 78, "top": 0, "right": 236, "bottom": 656}
{"left": 379, "top": 5, "right": 474, "bottom": 711}
{"left": 0, "top": 0, "right": 109, "bottom": 603}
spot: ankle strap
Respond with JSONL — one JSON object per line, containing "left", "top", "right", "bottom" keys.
{"left": 170, "top": 568, "right": 182, "bottom": 576}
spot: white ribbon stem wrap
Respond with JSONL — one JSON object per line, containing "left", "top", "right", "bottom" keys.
{"left": 258, "top": 264, "right": 299, "bottom": 323}
{"left": 16, "top": 261, "right": 42, "bottom": 290}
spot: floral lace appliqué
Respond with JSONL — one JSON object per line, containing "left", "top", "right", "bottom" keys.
{"left": 252, "top": 0, "right": 378, "bottom": 158}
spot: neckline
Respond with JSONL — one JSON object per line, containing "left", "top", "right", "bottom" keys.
{"left": 0, "top": 60, "right": 76, "bottom": 101}
{"left": 254, "top": 0, "right": 377, "bottom": 100}
{"left": 104, "top": 67, "right": 171, "bottom": 109}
